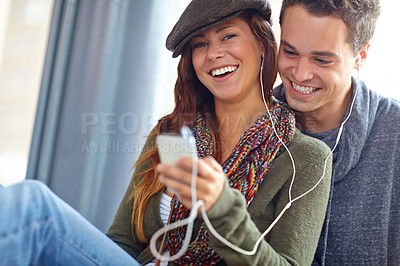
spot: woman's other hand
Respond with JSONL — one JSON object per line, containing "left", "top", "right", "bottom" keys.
{"left": 157, "top": 157, "right": 225, "bottom": 212}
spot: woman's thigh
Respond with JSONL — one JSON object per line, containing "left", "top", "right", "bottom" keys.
{"left": 0, "top": 180, "right": 140, "bottom": 266}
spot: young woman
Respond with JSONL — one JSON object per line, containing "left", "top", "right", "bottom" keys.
{"left": 107, "top": 0, "right": 332, "bottom": 265}
{"left": 0, "top": 0, "right": 331, "bottom": 265}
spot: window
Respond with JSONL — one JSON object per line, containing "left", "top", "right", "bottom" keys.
{"left": 0, "top": 0, "right": 53, "bottom": 185}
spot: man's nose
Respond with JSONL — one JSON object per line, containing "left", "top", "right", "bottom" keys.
{"left": 292, "top": 58, "right": 314, "bottom": 82}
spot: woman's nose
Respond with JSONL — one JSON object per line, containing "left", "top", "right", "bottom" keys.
{"left": 207, "top": 42, "right": 225, "bottom": 61}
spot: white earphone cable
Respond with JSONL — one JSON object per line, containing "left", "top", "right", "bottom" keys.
{"left": 149, "top": 54, "right": 360, "bottom": 262}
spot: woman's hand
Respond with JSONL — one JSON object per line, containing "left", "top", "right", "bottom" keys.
{"left": 157, "top": 157, "right": 226, "bottom": 212}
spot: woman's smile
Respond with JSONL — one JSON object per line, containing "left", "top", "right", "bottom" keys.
{"left": 210, "top": 65, "right": 238, "bottom": 77}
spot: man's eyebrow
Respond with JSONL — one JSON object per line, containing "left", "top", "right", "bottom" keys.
{"left": 281, "top": 40, "right": 338, "bottom": 58}
{"left": 311, "top": 51, "right": 338, "bottom": 58}
{"left": 281, "top": 40, "right": 297, "bottom": 51}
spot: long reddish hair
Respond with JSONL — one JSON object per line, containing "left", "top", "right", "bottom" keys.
{"left": 131, "top": 10, "right": 278, "bottom": 242}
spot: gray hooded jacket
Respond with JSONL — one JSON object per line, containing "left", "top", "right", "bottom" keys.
{"left": 274, "top": 77, "right": 400, "bottom": 265}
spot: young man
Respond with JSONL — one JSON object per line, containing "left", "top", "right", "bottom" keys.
{"left": 274, "top": 0, "right": 400, "bottom": 265}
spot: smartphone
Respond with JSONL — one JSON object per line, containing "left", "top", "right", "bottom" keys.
{"left": 156, "top": 134, "right": 197, "bottom": 165}
{"left": 156, "top": 133, "right": 197, "bottom": 195}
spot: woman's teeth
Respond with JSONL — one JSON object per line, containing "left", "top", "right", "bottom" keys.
{"left": 211, "top": 66, "right": 238, "bottom": 77}
{"left": 292, "top": 82, "right": 317, "bottom": 94}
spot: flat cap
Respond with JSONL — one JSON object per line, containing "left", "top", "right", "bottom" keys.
{"left": 166, "top": 0, "right": 272, "bottom": 58}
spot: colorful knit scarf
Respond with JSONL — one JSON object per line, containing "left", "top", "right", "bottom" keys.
{"left": 166, "top": 99, "right": 296, "bottom": 265}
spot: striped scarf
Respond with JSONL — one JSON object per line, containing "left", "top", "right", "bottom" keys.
{"left": 166, "top": 99, "right": 296, "bottom": 265}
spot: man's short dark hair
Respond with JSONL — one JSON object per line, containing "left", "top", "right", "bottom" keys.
{"left": 279, "top": 0, "right": 381, "bottom": 54}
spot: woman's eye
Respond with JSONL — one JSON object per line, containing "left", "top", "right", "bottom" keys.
{"left": 193, "top": 42, "right": 207, "bottom": 49}
{"left": 223, "top": 34, "right": 236, "bottom": 40}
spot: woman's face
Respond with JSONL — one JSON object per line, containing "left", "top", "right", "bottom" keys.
{"left": 190, "top": 17, "right": 263, "bottom": 107}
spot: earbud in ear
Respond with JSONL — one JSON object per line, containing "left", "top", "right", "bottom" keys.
{"left": 260, "top": 53, "right": 265, "bottom": 69}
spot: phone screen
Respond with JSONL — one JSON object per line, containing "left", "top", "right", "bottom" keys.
{"left": 156, "top": 134, "right": 196, "bottom": 165}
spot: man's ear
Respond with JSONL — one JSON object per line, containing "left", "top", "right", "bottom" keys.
{"left": 357, "top": 43, "right": 370, "bottom": 68}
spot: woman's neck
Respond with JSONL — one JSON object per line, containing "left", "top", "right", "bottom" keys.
{"left": 214, "top": 99, "right": 266, "bottom": 162}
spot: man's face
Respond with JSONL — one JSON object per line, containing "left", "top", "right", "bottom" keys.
{"left": 278, "top": 5, "right": 358, "bottom": 119}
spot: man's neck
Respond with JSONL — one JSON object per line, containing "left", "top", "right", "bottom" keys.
{"left": 295, "top": 88, "right": 353, "bottom": 133}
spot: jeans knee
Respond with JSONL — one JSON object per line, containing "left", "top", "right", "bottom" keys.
{"left": 22, "top": 180, "right": 51, "bottom": 195}
{"left": 16, "top": 180, "right": 57, "bottom": 211}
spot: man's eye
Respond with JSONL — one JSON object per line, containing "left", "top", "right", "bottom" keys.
{"left": 315, "top": 58, "right": 332, "bottom": 65}
{"left": 284, "top": 48, "right": 296, "bottom": 56}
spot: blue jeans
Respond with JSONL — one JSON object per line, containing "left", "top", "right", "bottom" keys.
{"left": 0, "top": 180, "right": 140, "bottom": 265}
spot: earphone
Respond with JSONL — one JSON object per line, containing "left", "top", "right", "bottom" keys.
{"left": 150, "top": 46, "right": 361, "bottom": 263}
{"left": 357, "top": 54, "right": 361, "bottom": 71}
{"left": 150, "top": 59, "right": 325, "bottom": 262}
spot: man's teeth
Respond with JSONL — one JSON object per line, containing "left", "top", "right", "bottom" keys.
{"left": 292, "top": 82, "right": 317, "bottom": 94}
{"left": 212, "top": 66, "right": 237, "bottom": 77}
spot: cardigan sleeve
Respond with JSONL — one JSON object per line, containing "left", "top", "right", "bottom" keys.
{"left": 205, "top": 131, "right": 332, "bottom": 265}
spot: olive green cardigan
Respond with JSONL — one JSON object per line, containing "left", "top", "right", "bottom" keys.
{"left": 107, "top": 129, "right": 332, "bottom": 265}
